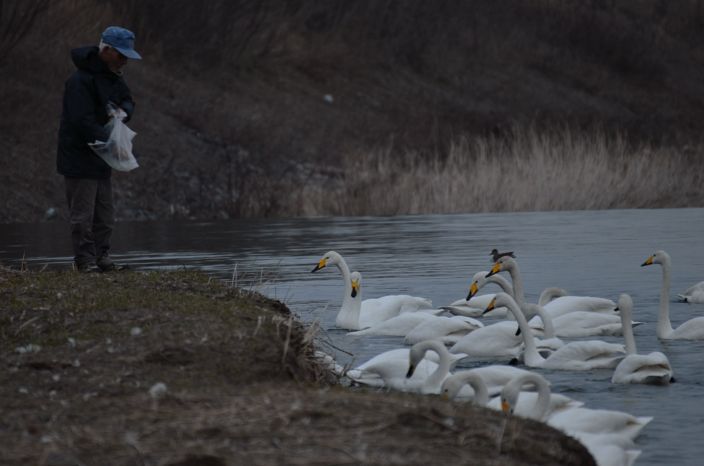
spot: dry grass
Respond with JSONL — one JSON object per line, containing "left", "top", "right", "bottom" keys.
{"left": 293, "top": 126, "right": 704, "bottom": 216}
{"left": 0, "top": 267, "right": 595, "bottom": 466}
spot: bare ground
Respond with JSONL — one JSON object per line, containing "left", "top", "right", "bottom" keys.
{"left": 0, "top": 267, "right": 595, "bottom": 466}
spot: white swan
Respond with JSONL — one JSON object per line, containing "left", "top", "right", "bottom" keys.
{"left": 311, "top": 251, "right": 433, "bottom": 330}
{"left": 443, "top": 370, "right": 583, "bottom": 417}
{"left": 443, "top": 364, "right": 531, "bottom": 399}
{"left": 499, "top": 373, "right": 648, "bottom": 466}
{"left": 406, "top": 340, "right": 463, "bottom": 394}
{"left": 642, "top": 250, "right": 704, "bottom": 339}
{"left": 678, "top": 280, "right": 704, "bottom": 304}
{"left": 403, "top": 315, "right": 483, "bottom": 345}
{"left": 449, "top": 298, "right": 563, "bottom": 360}
{"left": 485, "top": 256, "right": 617, "bottom": 319}
{"left": 442, "top": 271, "right": 513, "bottom": 317}
{"left": 486, "top": 293, "right": 625, "bottom": 370}
{"left": 611, "top": 293, "right": 674, "bottom": 385}
{"left": 528, "top": 309, "right": 640, "bottom": 338}
{"left": 345, "top": 346, "right": 464, "bottom": 390}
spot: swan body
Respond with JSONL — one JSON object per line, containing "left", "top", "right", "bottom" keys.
{"left": 441, "top": 370, "right": 583, "bottom": 418}
{"left": 406, "top": 340, "right": 463, "bottom": 394}
{"left": 642, "top": 250, "right": 704, "bottom": 339}
{"left": 404, "top": 315, "right": 483, "bottom": 345}
{"left": 312, "top": 252, "right": 433, "bottom": 330}
{"left": 445, "top": 271, "right": 514, "bottom": 317}
{"left": 611, "top": 293, "right": 673, "bottom": 385}
{"left": 498, "top": 372, "right": 645, "bottom": 466}
{"left": 487, "top": 293, "right": 625, "bottom": 370}
{"left": 449, "top": 320, "right": 523, "bottom": 359}
{"left": 346, "top": 346, "right": 464, "bottom": 390}
{"left": 677, "top": 281, "right": 704, "bottom": 304}
{"left": 528, "top": 311, "right": 640, "bottom": 338}
{"left": 347, "top": 307, "right": 444, "bottom": 337}
{"left": 446, "top": 365, "right": 542, "bottom": 397}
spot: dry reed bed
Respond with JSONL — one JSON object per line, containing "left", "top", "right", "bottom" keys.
{"left": 294, "top": 127, "right": 703, "bottom": 216}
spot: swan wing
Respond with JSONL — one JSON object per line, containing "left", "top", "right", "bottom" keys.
{"left": 449, "top": 321, "right": 523, "bottom": 358}
{"left": 549, "top": 407, "right": 652, "bottom": 440}
{"left": 352, "top": 312, "right": 435, "bottom": 336}
{"left": 611, "top": 352, "right": 673, "bottom": 385}
{"left": 543, "top": 296, "right": 616, "bottom": 318}
{"left": 544, "top": 341, "right": 625, "bottom": 370}
{"left": 403, "top": 315, "right": 483, "bottom": 345}
{"left": 671, "top": 316, "right": 704, "bottom": 339}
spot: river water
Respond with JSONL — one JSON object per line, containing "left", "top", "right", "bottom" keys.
{"left": 2, "top": 208, "right": 704, "bottom": 465}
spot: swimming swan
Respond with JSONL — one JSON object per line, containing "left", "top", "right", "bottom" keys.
{"left": 677, "top": 281, "right": 704, "bottom": 304}
{"left": 442, "top": 271, "right": 513, "bottom": 317}
{"left": 485, "top": 293, "right": 625, "bottom": 370}
{"left": 311, "top": 251, "right": 433, "bottom": 330}
{"left": 345, "top": 346, "right": 464, "bottom": 390}
{"left": 484, "top": 256, "right": 616, "bottom": 318}
{"left": 642, "top": 250, "right": 704, "bottom": 339}
{"left": 611, "top": 293, "right": 673, "bottom": 385}
{"left": 406, "top": 340, "right": 463, "bottom": 394}
{"left": 403, "top": 315, "right": 484, "bottom": 345}
{"left": 442, "top": 370, "right": 583, "bottom": 418}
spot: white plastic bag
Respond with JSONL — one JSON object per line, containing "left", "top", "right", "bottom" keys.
{"left": 88, "top": 106, "right": 139, "bottom": 172}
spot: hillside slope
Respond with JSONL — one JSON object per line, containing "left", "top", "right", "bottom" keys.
{"left": 2, "top": 0, "right": 704, "bottom": 222}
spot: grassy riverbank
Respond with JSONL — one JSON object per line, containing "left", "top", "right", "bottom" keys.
{"left": 0, "top": 267, "right": 595, "bottom": 465}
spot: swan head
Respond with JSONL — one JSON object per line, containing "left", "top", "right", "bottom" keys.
{"left": 641, "top": 250, "right": 670, "bottom": 267}
{"left": 350, "top": 271, "right": 361, "bottom": 298}
{"left": 615, "top": 293, "right": 633, "bottom": 315}
{"left": 311, "top": 251, "right": 342, "bottom": 273}
{"left": 482, "top": 292, "right": 515, "bottom": 316}
{"left": 485, "top": 256, "right": 516, "bottom": 278}
{"left": 466, "top": 271, "right": 489, "bottom": 300}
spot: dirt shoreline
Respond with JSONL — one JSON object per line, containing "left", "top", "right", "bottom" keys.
{"left": 0, "top": 267, "right": 595, "bottom": 465}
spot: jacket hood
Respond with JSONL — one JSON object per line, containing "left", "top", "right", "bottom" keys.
{"left": 71, "top": 46, "right": 112, "bottom": 75}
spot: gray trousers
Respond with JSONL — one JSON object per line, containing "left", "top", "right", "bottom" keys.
{"left": 64, "top": 177, "right": 114, "bottom": 266}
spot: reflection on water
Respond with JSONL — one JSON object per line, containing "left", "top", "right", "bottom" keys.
{"left": 2, "top": 208, "right": 704, "bottom": 465}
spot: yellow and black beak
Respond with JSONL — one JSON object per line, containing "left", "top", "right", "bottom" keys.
{"left": 406, "top": 364, "right": 416, "bottom": 378}
{"left": 641, "top": 256, "right": 654, "bottom": 267}
{"left": 440, "top": 391, "right": 449, "bottom": 401}
{"left": 351, "top": 279, "right": 359, "bottom": 298}
{"left": 485, "top": 262, "right": 501, "bottom": 278}
{"left": 466, "top": 281, "right": 479, "bottom": 301}
{"left": 482, "top": 296, "right": 497, "bottom": 316}
{"left": 501, "top": 399, "right": 512, "bottom": 414}
{"left": 311, "top": 258, "right": 327, "bottom": 273}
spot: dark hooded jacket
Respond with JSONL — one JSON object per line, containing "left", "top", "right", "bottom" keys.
{"left": 57, "top": 46, "right": 135, "bottom": 179}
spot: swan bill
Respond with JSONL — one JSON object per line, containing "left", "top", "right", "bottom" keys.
{"left": 486, "top": 262, "right": 501, "bottom": 278}
{"left": 641, "top": 256, "right": 654, "bottom": 267}
{"left": 482, "top": 297, "right": 497, "bottom": 315}
{"left": 351, "top": 279, "right": 359, "bottom": 298}
{"left": 501, "top": 399, "right": 512, "bottom": 414}
{"left": 311, "top": 258, "right": 327, "bottom": 273}
{"left": 406, "top": 364, "right": 416, "bottom": 378}
{"left": 467, "top": 281, "right": 479, "bottom": 300}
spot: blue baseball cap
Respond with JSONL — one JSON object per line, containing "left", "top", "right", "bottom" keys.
{"left": 101, "top": 26, "right": 142, "bottom": 60}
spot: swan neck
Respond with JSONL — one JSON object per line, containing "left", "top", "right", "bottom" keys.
{"left": 423, "top": 342, "right": 452, "bottom": 392}
{"left": 507, "top": 298, "right": 543, "bottom": 366}
{"left": 531, "top": 304, "right": 555, "bottom": 339}
{"left": 620, "top": 309, "right": 637, "bottom": 354}
{"left": 508, "top": 264, "right": 526, "bottom": 306}
{"left": 530, "top": 375, "right": 551, "bottom": 421}
{"left": 657, "top": 260, "right": 673, "bottom": 338}
{"left": 336, "top": 258, "right": 361, "bottom": 329}
{"left": 490, "top": 274, "right": 513, "bottom": 294}
{"left": 467, "top": 376, "right": 489, "bottom": 406}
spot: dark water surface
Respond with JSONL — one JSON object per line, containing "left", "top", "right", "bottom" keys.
{"left": 2, "top": 208, "right": 704, "bottom": 465}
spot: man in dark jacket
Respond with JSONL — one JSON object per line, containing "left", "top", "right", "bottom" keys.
{"left": 57, "top": 26, "right": 141, "bottom": 272}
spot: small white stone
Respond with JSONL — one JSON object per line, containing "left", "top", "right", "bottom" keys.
{"left": 18, "top": 387, "right": 29, "bottom": 394}
{"left": 148, "top": 382, "right": 168, "bottom": 400}
{"left": 130, "top": 327, "right": 142, "bottom": 336}
{"left": 72, "top": 359, "right": 80, "bottom": 367}
{"left": 52, "top": 374, "right": 60, "bottom": 382}
{"left": 67, "top": 337, "right": 76, "bottom": 348}
{"left": 323, "top": 94, "right": 334, "bottom": 103}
